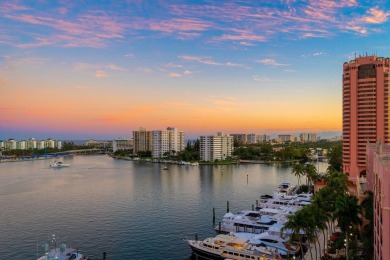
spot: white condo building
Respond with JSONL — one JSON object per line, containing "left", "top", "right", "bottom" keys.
{"left": 200, "top": 132, "right": 234, "bottom": 162}
{"left": 152, "top": 127, "right": 185, "bottom": 158}
{"left": 0, "top": 138, "right": 62, "bottom": 150}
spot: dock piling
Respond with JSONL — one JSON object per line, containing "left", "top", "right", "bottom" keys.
{"left": 103, "top": 252, "right": 107, "bottom": 260}
{"left": 213, "top": 207, "right": 215, "bottom": 222}
{"left": 227, "top": 201, "right": 229, "bottom": 213}
{"left": 219, "top": 222, "right": 221, "bottom": 234}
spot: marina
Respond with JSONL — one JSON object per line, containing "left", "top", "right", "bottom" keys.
{"left": 0, "top": 155, "right": 327, "bottom": 259}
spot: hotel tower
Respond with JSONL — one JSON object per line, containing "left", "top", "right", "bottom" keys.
{"left": 342, "top": 55, "right": 390, "bottom": 180}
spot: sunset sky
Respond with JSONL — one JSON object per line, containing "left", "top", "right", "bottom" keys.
{"left": 1, "top": 0, "right": 390, "bottom": 140}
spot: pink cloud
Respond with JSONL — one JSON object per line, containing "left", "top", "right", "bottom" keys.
{"left": 179, "top": 55, "right": 243, "bottom": 67}
{"left": 255, "top": 59, "right": 288, "bottom": 66}
{"left": 363, "top": 7, "right": 389, "bottom": 24}
{"left": 95, "top": 70, "right": 109, "bottom": 78}
{"left": 168, "top": 72, "right": 182, "bottom": 77}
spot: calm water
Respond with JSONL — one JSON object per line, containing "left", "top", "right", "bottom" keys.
{"left": 0, "top": 155, "right": 328, "bottom": 259}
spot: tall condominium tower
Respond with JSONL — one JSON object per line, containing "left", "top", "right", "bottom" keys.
{"left": 133, "top": 127, "right": 153, "bottom": 154}
{"left": 200, "top": 132, "right": 233, "bottom": 162}
{"left": 342, "top": 55, "right": 390, "bottom": 179}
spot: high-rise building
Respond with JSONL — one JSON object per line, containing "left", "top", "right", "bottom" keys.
{"left": 299, "top": 133, "right": 317, "bottom": 142}
{"left": 278, "top": 134, "right": 294, "bottom": 143}
{"left": 230, "top": 134, "right": 247, "bottom": 145}
{"left": 152, "top": 127, "right": 185, "bottom": 158}
{"left": 257, "top": 134, "right": 270, "bottom": 143}
{"left": 366, "top": 141, "right": 390, "bottom": 260}
{"left": 133, "top": 127, "right": 153, "bottom": 154}
{"left": 342, "top": 55, "right": 390, "bottom": 179}
{"left": 247, "top": 134, "right": 257, "bottom": 144}
{"left": 200, "top": 132, "right": 233, "bottom": 162}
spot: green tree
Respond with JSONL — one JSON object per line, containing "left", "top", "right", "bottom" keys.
{"left": 327, "top": 142, "right": 342, "bottom": 172}
{"left": 291, "top": 163, "right": 304, "bottom": 187}
{"left": 334, "top": 194, "right": 362, "bottom": 260}
{"left": 360, "top": 191, "right": 374, "bottom": 260}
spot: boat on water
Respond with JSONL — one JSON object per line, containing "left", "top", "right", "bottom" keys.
{"left": 275, "top": 181, "right": 294, "bottom": 196}
{"left": 234, "top": 224, "right": 302, "bottom": 259}
{"left": 190, "top": 162, "right": 199, "bottom": 166}
{"left": 162, "top": 165, "right": 169, "bottom": 170}
{"left": 37, "top": 234, "right": 89, "bottom": 260}
{"left": 187, "top": 233, "right": 281, "bottom": 260}
{"left": 214, "top": 208, "right": 293, "bottom": 234}
{"left": 50, "top": 161, "right": 70, "bottom": 168}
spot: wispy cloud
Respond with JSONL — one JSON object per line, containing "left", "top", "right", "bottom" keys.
{"left": 136, "top": 67, "right": 153, "bottom": 73}
{"left": 362, "top": 7, "right": 390, "bottom": 24}
{"left": 95, "top": 70, "right": 109, "bottom": 78}
{"left": 168, "top": 72, "right": 182, "bottom": 77}
{"left": 179, "top": 55, "right": 243, "bottom": 67}
{"left": 255, "top": 59, "right": 288, "bottom": 66}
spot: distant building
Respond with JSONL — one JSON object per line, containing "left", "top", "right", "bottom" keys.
{"left": 257, "top": 134, "right": 270, "bottom": 143}
{"left": 112, "top": 138, "right": 133, "bottom": 152}
{"left": 152, "top": 127, "right": 185, "bottom": 158}
{"left": 299, "top": 133, "right": 317, "bottom": 142}
{"left": 230, "top": 134, "right": 247, "bottom": 145}
{"left": 342, "top": 55, "right": 390, "bottom": 180}
{"left": 247, "top": 134, "right": 257, "bottom": 144}
{"left": 366, "top": 141, "right": 390, "bottom": 260}
{"left": 86, "top": 140, "right": 112, "bottom": 149}
{"left": 278, "top": 134, "right": 294, "bottom": 143}
{"left": 200, "top": 132, "right": 233, "bottom": 162}
{"left": 1, "top": 138, "right": 61, "bottom": 150}
{"left": 132, "top": 127, "right": 153, "bottom": 154}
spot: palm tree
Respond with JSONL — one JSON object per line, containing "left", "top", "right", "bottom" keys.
{"left": 303, "top": 163, "right": 318, "bottom": 191}
{"left": 291, "top": 163, "right": 304, "bottom": 188}
{"left": 282, "top": 209, "right": 306, "bottom": 259}
{"left": 334, "top": 194, "right": 362, "bottom": 260}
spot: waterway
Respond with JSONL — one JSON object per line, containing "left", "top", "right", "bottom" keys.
{"left": 0, "top": 155, "right": 328, "bottom": 259}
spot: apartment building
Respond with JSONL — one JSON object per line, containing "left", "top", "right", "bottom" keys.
{"left": 132, "top": 127, "right": 153, "bottom": 154}
{"left": 152, "top": 127, "right": 185, "bottom": 158}
{"left": 200, "top": 132, "right": 233, "bottom": 162}
{"left": 366, "top": 142, "right": 390, "bottom": 260}
{"left": 342, "top": 55, "right": 390, "bottom": 179}
{"left": 112, "top": 138, "right": 133, "bottom": 152}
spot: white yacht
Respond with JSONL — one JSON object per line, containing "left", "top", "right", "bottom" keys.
{"left": 50, "top": 161, "right": 70, "bottom": 168}
{"left": 275, "top": 181, "right": 294, "bottom": 195}
{"left": 187, "top": 233, "right": 280, "bottom": 260}
{"left": 215, "top": 209, "right": 290, "bottom": 234}
{"left": 37, "top": 234, "right": 87, "bottom": 260}
{"left": 234, "top": 224, "right": 302, "bottom": 259}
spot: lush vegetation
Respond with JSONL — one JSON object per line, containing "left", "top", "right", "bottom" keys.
{"left": 233, "top": 140, "right": 341, "bottom": 162}
{"left": 283, "top": 161, "right": 373, "bottom": 260}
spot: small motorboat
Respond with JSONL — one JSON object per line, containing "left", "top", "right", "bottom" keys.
{"left": 162, "top": 165, "right": 169, "bottom": 170}
{"left": 50, "top": 161, "right": 70, "bottom": 168}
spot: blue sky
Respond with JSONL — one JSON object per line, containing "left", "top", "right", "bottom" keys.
{"left": 0, "top": 0, "right": 390, "bottom": 140}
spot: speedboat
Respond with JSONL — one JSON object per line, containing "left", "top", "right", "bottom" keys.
{"left": 50, "top": 161, "right": 70, "bottom": 168}
{"left": 187, "top": 233, "right": 280, "bottom": 260}
{"left": 37, "top": 234, "right": 88, "bottom": 260}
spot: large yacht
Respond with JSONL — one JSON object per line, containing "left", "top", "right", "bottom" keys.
{"left": 187, "top": 233, "right": 281, "bottom": 260}
{"left": 234, "top": 224, "right": 302, "bottom": 259}
{"left": 214, "top": 208, "right": 293, "bottom": 234}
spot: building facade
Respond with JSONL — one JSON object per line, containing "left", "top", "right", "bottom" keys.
{"left": 299, "top": 133, "right": 317, "bottom": 142}
{"left": 152, "top": 127, "right": 185, "bottom": 158}
{"left": 1, "top": 138, "right": 62, "bottom": 150}
{"left": 200, "top": 132, "right": 233, "bottom": 162}
{"left": 278, "top": 134, "right": 295, "bottom": 143}
{"left": 366, "top": 141, "right": 390, "bottom": 260}
{"left": 342, "top": 55, "right": 390, "bottom": 179}
{"left": 230, "top": 134, "right": 247, "bottom": 145}
{"left": 132, "top": 127, "right": 153, "bottom": 154}
{"left": 112, "top": 138, "right": 133, "bottom": 152}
